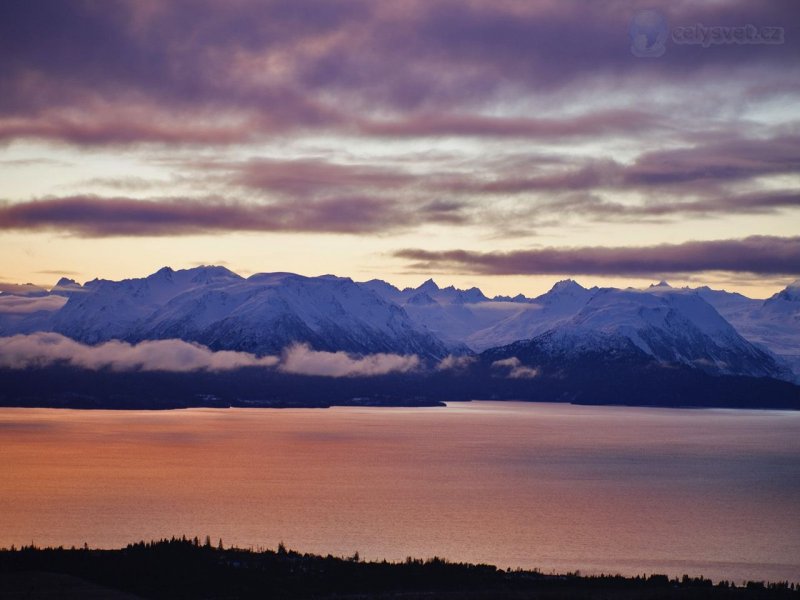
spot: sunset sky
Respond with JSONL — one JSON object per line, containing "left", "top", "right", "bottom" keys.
{"left": 1, "top": 0, "right": 798, "bottom": 298}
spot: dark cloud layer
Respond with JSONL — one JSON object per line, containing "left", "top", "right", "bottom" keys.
{"left": 226, "top": 158, "right": 415, "bottom": 196}
{"left": 1, "top": 0, "right": 798, "bottom": 286}
{"left": 0, "top": 195, "right": 466, "bottom": 236}
{"left": 395, "top": 236, "right": 800, "bottom": 276}
{"left": 538, "top": 191, "right": 800, "bottom": 222}
{"left": 357, "top": 110, "right": 662, "bottom": 139}
{"left": 442, "top": 135, "right": 800, "bottom": 195}
{"left": 192, "top": 138, "right": 800, "bottom": 226}
{"left": 1, "top": 0, "right": 798, "bottom": 145}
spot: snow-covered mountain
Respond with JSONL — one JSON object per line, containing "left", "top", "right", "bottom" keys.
{"left": 369, "top": 277, "right": 795, "bottom": 379}
{"left": 51, "top": 266, "right": 244, "bottom": 343}
{"left": 130, "top": 271, "right": 450, "bottom": 357}
{"left": 699, "top": 280, "right": 800, "bottom": 377}
{"left": 528, "top": 286, "right": 786, "bottom": 379}
{"left": 363, "top": 278, "right": 519, "bottom": 350}
{"left": 467, "top": 279, "right": 597, "bottom": 351}
{"left": 34, "top": 267, "right": 448, "bottom": 358}
{"left": 363, "top": 277, "right": 592, "bottom": 351}
{"left": 0, "top": 267, "right": 797, "bottom": 381}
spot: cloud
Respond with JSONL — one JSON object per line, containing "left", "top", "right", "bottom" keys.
{"left": 437, "top": 134, "right": 800, "bottom": 198}
{"left": 436, "top": 354, "right": 477, "bottom": 371}
{"left": 534, "top": 191, "right": 800, "bottom": 222}
{"left": 395, "top": 236, "right": 800, "bottom": 276}
{"left": 224, "top": 158, "right": 416, "bottom": 196}
{"left": 0, "top": 0, "right": 797, "bottom": 295}
{"left": 0, "top": 110, "right": 264, "bottom": 146}
{"left": 0, "top": 1, "right": 797, "bottom": 145}
{"left": 491, "top": 356, "right": 539, "bottom": 379}
{"left": 357, "top": 110, "right": 662, "bottom": 139}
{"left": 0, "top": 334, "right": 423, "bottom": 377}
{"left": 0, "top": 158, "right": 71, "bottom": 167}
{"left": 279, "top": 343, "right": 420, "bottom": 377}
{"left": 623, "top": 135, "right": 800, "bottom": 187}
{"left": 36, "top": 269, "right": 80, "bottom": 276}
{"left": 0, "top": 333, "right": 279, "bottom": 372}
{"left": 0, "top": 295, "right": 67, "bottom": 314}
{"left": 0, "top": 1, "right": 350, "bottom": 143}
{"left": 0, "top": 195, "right": 466, "bottom": 237}
{"left": 0, "top": 283, "right": 48, "bottom": 296}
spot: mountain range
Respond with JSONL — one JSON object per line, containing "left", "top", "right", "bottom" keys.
{"left": 0, "top": 266, "right": 798, "bottom": 408}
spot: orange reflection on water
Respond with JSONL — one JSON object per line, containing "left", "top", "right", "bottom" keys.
{"left": 1, "top": 402, "right": 799, "bottom": 583}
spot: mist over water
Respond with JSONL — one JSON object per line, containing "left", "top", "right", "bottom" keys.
{"left": 1, "top": 402, "right": 798, "bottom": 584}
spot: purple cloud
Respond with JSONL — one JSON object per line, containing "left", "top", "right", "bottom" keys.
{"left": 184, "top": 139, "right": 800, "bottom": 226}
{"left": 0, "top": 195, "right": 468, "bottom": 236}
{"left": 225, "top": 158, "right": 415, "bottom": 196}
{"left": 357, "top": 110, "right": 662, "bottom": 139}
{"left": 538, "top": 191, "right": 800, "bottom": 221}
{"left": 395, "top": 236, "right": 800, "bottom": 276}
{"left": 439, "top": 135, "right": 800, "bottom": 194}
{"left": 1, "top": 1, "right": 797, "bottom": 145}
{"left": 0, "top": 0, "right": 797, "bottom": 289}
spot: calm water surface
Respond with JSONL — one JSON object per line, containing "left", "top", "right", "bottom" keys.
{"left": 1, "top": 401, "right": 798, "bottom": 583}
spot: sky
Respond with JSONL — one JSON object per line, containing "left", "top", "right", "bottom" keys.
{"left": 0, "top": 0, "right": 798, "bottom": 298}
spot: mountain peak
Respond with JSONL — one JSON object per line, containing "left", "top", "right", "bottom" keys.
{"left": 365, "top": 278, "right": 395, "bottom": 288}
{"left": 51, "top": 278, "right": 82, "bottom": 296}
{"left": 770, "top": 280, "right": 800, "bottom": 303}
{"left": 549, "top": 279, "right": 585, "bottom": 294}
{"left": 318, "top": 274, "right": 354, "bottom": 284}
{"left": 361, "top": 279, "right": 401, "bottom": 301}
{"left": 417, "top": 278, "right": 440, "bottom": 292}
{"left": 649, "top": 280, "right": 672, "bottom": 288}
{"left": 462, "top": 286, "right": 488, "bottom": 301}
{"left": 187, "top": 265, "right": 242, "bottom": 283}
{"left": 152, "top": 266, "right": 175, "bottom": 279}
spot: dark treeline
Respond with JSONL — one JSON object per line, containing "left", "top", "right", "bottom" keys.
{"left": 0, "top": 538, "right": 798, "bottom": 599}
{"left": 1, "top": 356, "right": 799, "bottom": 411}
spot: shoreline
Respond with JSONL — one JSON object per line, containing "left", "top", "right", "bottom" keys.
{"left": 2, "top": 539, "right": 798, "bottom": 599}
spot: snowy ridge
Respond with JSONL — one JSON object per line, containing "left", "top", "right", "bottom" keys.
{"left": 15, "top": 267, "right": 448, "bottom": 358}
{"left": 699, "top": 280, "right": 800, "bottom": 377}
{"left": 0, "top": 267, "right": 797, "bottom": 380}
{"left": 536, "top": 287, "right": 786, "bottom": 378}
{"left": 134, "top": 272, "right": 449, "bottom": 357}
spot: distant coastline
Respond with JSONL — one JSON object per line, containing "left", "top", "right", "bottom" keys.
{"left": 2, "top": 362, "right": 798, "bottom": 411}
{"left": 1, "top": 539, "right": 798, "bottom": 599}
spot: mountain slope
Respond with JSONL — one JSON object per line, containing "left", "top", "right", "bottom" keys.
{"left": 364, "top": 278, "right": 590, "bottom": 352}
{"left": 482, "top": 285, "right": 788, "bottom": 380}
{"left": 51, "top": 266, "right": 243, "bottom": 343}
{"left": 467, "top": 279, "right": 597, "bottom": 351}
{"left": 44, "top": 267, "right": 449, "bottom": 358}
{"left": 135, "top": 272, "right": 449, "bottom": 357}
{"left": 699, "top": 281, "right": 800, "bottom": 378}
{"left": 1, "top": 268, "right": 797, "bottom": 382}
